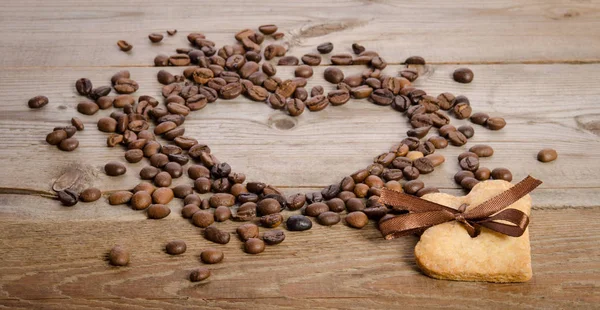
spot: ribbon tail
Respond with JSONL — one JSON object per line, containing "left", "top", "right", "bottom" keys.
{"left": 379, "top": 211, "right": 454, "bottom": 240}
{"left": 474, "top": 208, "right": 530, "bottom": 237}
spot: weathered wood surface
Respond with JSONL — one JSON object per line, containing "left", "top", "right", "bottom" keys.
{"left": 1, "top": 0, "right": 600, "bottom": 67}
{"left": 1, "top": 0, "right": 600, "bottom": 309}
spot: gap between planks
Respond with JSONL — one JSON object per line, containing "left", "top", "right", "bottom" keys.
{"left": 4, "top": 59, "right": 600, "bottom": 71}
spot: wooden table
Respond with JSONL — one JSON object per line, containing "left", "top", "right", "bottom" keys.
{"left": 1, "top": 1, "right": 599, "bottom": 308}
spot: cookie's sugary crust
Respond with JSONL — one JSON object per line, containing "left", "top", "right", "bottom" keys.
{"left": 414, "top": 180, "right": 533, "bottom": 283}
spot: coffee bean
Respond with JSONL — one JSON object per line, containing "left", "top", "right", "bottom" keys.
{"left": 189, "top": 268, "right": 210, "bottom": 282}
{"left": 104, "top": 161, "right": 126, "bottom": 177}
{"left": 345, "top": 211, "right": 368, "bottom": 229}
{"left": 244, "top": 238, "right": 265, "bottom": 254}
{"left": 292, "top": 65, "right": 313, "bottom": 79}
{"left": 132, "top": 182, "right": 155, "bottom": 195}
{"left": 283, "top": 193, "right": 304, "bottom": 211}
{"left": 459, "top": 156, "right": 479, "bottom": 172}
{"left": 403, "top": 180, "right": 424, "bottom": 195}
{"left": 152, "top": 187, "right": 173, "bottom": 204}
{"left": 57, "top": 189, "right": 78, "bottom": 206}
{"left": 447, "top": 131, "right": 468, "bottom": 146}
{"left": 79, "top": 187, "right": 101, "bottom": 202}
{"left": 370, "top": 56, "right": 387, "bottom": 69}
{"left": 491, "top": 168, "right": 513, "bottom": 182}
{"left": 317, "top": 211, "right": 341, "bottom": 226}
{"left": 164, "top": 240, "right": 186, "bottom": 255}
{"left": 263, "top": 230, "right": 285, "bottom": 245}
{"left": 345, "top": 198, "right": 366, "bottom": 212}
{"left": 537, "top": 148, "right": 558, "bottom": 162}
{"left": 147, "top": 204, "right": 171, "bottom": 219}
{"left": 58, "top": 138, "right": 79, "bottom": 151}
{"left": 198, "top": 248, "right": 223, "bottom": 265}
{"left": 474, "top": 167, "right": 491, "bottom": 180}
{"left": 123, "top": 149, "right": 143, "bottom": 163}
{"left": 405, "top": 56, "right": 426, "bottom": 65}
{"left": 406, "top": 151, "right": 424, "bottom": 162}
{"left": 317, "top": 42, "right": 334, "bottom": 54}
{"left": 301, "top": 53, "right": 321, "bottom": 66}
{"left": 107, "top": 191, "right": 132, "bottom": 205}
{"left": 192, "top": 210, "right": 214, "bottom": 228}
{"left": 257, "top": 213, "right": 282, "bottom": 228}
{"left": 416, "top": 187, "right": 440, "bottom": 197}
{"left": 351, "top": 43, "right": 365, "bottom": 55}
{"left": 154, "top": 54, "right": 169, "bottom": 66}
{"left": 116, "top": 40, "right": 132, "bottom": 52}
{"left": 469, "top": 144, "right": 494, "bottom": 157}
{"left": 167, "top": 29, "right": 177, "bottom": 35}
{"left": 258, "top": 24, "right": 277, "bottom": 34}
{"left": 257, "top": 198, "right": 281, "bottom": 215}
{"left": 182, "top": 204, "right": 201, "bottom": 219}
{"left": 210, "top": 162, "right": 231, "bottom": 179}
{"left": 169, "top": 54, "right": 191, "bottom": 66}
{"left": 457, "top": 125, "right": 474, "bottom": 139}
{"left": 77, "top": 101, "right": 99, "bottom": 115}
{"left": 470, "top": 112, "right": 489, "bottom": 126}
{"left": 236, "top": 223, "right": 259, "bottom": 241}
{"left": 304, "top": 202, "right": 328, "bottom": 217}
{"left": 453, "top": 68, "right": 474, "bottom": 83}
{"left": 453, "top": 102, "right": 472, "bottom": 119}
{"left": 487, "top": 117, "right": 506, "bottom": 130}
{"left": 461, "top": 177, "right": 479, "bottom": 190}
{"left": 108, "top": 245, "right": 129, "bottom": 266}
{"left": 370, "top": 88, "right": 394, "bottom": 106}
{"left": 454, "top": 171, "right": 475, "bottom": 185}
{"left": 46, "top": 130, "right": 67, "bottom": 146}
{"left": 413, "top": 157, "right": 435, "bottom": 174}
{"left": 130, "top": 191, "right": 152, "bottom": 210}
{"left": 209, "top": 193, "right": 235, "bottom": 208}
{"left": 399, "top": 166, "right": 418, "bottom": 180}
{"left": 74, "top": 78, "right": 93, "bottom": 96}
{"left": 286, "top": 215, "right": 312, "bottom": 231}
{"left": 147, "top": 33, "right": 164, "bottom": 43}
{"left": 400, "top": 69, "right": 418, "bottom": 82}
{"left": 204, "top": 225, "right": 230, "bottom": 244}
{"left": 331, "top": 53, "right": 353, "bottom": 65}
{"left": 212, "top": 206, "right": 230, "bottom": 222}
{"left": 157, "top": 70, "right": 175, "bottom": 85}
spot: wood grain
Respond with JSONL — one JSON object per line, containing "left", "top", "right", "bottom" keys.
{"left": 0, "top": 205, "right": 599, "bottom": 309}
{"left": 2, "top": 0, "right": 600, "bottom": 308}
{"left": 1, "top": 0, "right": 600, "bottom": 67}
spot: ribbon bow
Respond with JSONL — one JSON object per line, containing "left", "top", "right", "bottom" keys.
{"left": 378, "top": 176, "right": 542, "bottom": 239}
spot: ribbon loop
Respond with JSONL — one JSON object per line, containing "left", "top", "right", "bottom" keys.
{"left": 378, "top": 176, "right": 542, "bottom": 239}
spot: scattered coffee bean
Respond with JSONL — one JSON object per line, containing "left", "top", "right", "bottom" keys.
{"left": 537, "top": 148, "right": 558, "bottom": 162}
{"left": 57, "top": 189, "right": 78, "bottom": 206}
{"left": 345, "top": 211, "right": 368, "bottom": 229}
{"left": 204, "top": 225, "right": 230, "bottom": 244}
{"left": 317, "top": 211, "right": 341, "bottom": 226}
{"left": 58, "top": 138, "right": 79, "bottom": 151}
{"left": 470, "top": 112, "right": 489, "bottom": 126}
{"left": 105, "top": 161, "right": 126, "bottom": 176}
{"left": 245, "top": 238, "right": 265, "bottom": 254}
{"left": 317, "top": 42, "right": 334, "bottom": 54}
{"left": 152, "top": 187, "right": 174, "bottom": 204}
{"left": 263, "top": 230, "right": 285, "bottom": 245}
{"left": 236, "top": 223, "right": 259, "bottom": 241}
{"left": 260, "top": 213, "right": 284, "bottom": 228}
{"left": 79, "top": 187, "right": 101, "bottom": 202}
{"left": 148, "top": 33, "right": 164, "bottom": 43}
{"left": 201, "top": 248, "right": 224, "bottom": 264}
{"left": 286, "top": 215, "right": 312, "bottom": 231}
{"left": 108, "top": 191, "right": 133, "bottom": 205}
{"left": 457, "top": 125, "right": 475, "bottom": 139}
{"left": 404, "top": 180, "right": 425, "bottom": 195}
{"left": 461, "top": 177, "right": 479, "bottom": 190}
{"left": 474, "top": 167, "right": 491, "bottom": 180}
{"left": 453, "top": 68, "right": 474, "bottom": 83}
{"left": 491, "top": 167, "right": 513, "bottom": 182}
{"left": 166, "top": 240, "right": 187, "bottom": 255}
{"left": 147, "top": 204, "right": 171, "bottom": 219}
{"left": 487, "top": 117, "right": 506, "bottom": 130}
{"left": 117, "top": 40, "right": 133, "bottom": 52}
{"left": 189, "top": 268, "right": 211, "bottom": 282}
{"left": 108, "top": 245, "right": 130, "bottom": 266}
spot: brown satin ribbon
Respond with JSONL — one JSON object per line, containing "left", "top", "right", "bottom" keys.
{"left": 378, "top": 176, "right": 542, "bottom": 239}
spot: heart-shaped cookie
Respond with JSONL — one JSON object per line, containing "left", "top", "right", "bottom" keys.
{"left": 414, "top": 180, "right": 532, "bottom": 283}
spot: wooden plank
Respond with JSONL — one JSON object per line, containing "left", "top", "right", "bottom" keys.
{"left": 0, "top": 206, "right": 599, "bottom": 309}
{"left": 1, "top": 64, "right": 599, "bottom": 211}
{"left": 1, "top": 0, "right": 600, "bottom": 67}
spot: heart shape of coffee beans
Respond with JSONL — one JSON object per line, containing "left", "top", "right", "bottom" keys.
{"left": 42, "top": 26, "right": 509, "bottom": 273}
